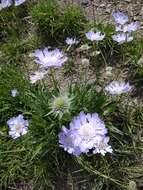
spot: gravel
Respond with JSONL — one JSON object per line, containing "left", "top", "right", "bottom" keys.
{"left": 62, "top": 0, "right": 143, "bottom": 26}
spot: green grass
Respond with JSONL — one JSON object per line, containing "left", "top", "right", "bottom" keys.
{"left": 30, "top": 0, "right": 87, "bottom": 45}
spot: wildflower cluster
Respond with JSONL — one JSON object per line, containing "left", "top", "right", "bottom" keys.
{"left": 5, "top": 11, "right": 134, "bottom": 157}
{"left": 1, "top": 5, "right": 142, "bottom": 189}
{"left": 112, "top": 11, "right": 140, "bottom": 44}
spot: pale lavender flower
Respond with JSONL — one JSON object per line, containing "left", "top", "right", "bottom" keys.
{"left": 93, "top": 136, "right": 113, "bottom": 156}
{"left": 115, "top": 25, "right": 123, "bottom": 32}
{"left": 112, "top": 11, "right": 129, "bottom": 25}
{"left": 0, "top": 0, "right": 25, "bottom": 9}
{"left": 15, "top": 0, "right": 26, "bottom": 6}
{"left": 105, "top": 81, "right": 132, "bottom": 95}
{"left": 115, "top": 22, "right": 140, "bottom": 33}
{"left": 0, "top": 0, "right": 12, "bottom": 9}
{"left": 11, "top": 89, "right": 18, "bottom": 97}
{"left": 59, "top": 126, "right": 82, "bottom": 156}
{"left": 59, "top": 112, "right": 112, "bottom": 156}
{"left": 70, "top": 112, "right": 108, "bottom": 153}
{"left": 7, "top": 114, "right": 29, "bottom": 139}
{"left": 34, "top": 48, "right": 68, "bottom": 68}
{"left": 126, "top": 21, "right": 140, "bottom": 32}
{"left": 65, "top": 37, "right": 78, "bottom": 45}
{"left": 115, "top": 25, "right": 129, "bottom": 33}
{"left": 86, "top": 31, "right": 105, "bottom": 41}
{"left": 112, "top": 33, "right": 133, "bottom": 44}
{"left": 30, "top": 70, "right": 47, "bottom": 84}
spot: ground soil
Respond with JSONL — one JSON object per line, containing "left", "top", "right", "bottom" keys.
{"left": 62, "top": 0, "right": 143, "bottom": 22}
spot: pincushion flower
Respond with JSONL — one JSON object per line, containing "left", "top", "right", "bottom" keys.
{"left": 65, "top": 37, "right": 78, "bottom": 45}
{"left": 70, "top": 112, "right": 108, "bottom": 153}
{"left": 11, "top": 89, "right": 18, "bottom": 97}
{"left": 86, "top": 31, "right": 105, "bottom": 41}
{"left": 105, "top": 81, "right": 132, "bottom": 95}
{"left": 7, "top": 114, "right": 29, "bottom": 139}
{"left": 126, "top": 21, "right": 140, "bottom": 32}
{"left": 34, "top": 48, "right": 68, "bottom": 68}
{"left": 115, "top": 22, "right": 140, "bottom": 33}
{"left": 0, "top": 0, "right": 12, "bottom": 9}
{"left": 59, "top": 126, "right": 82, "bottom": 156}
{"left": 49, "top": 93, "right": 72, "bottom": 118}
{"left": 112, "top": 33, "right": 133, "bottom": 44}
{"left": 59, "top": 112, "right": 112, "bottom": 156}
{"left": 0, "top": 0, "right": 26, "bottom": 9}
{"left": 30, "top": 70, "right": 47, "bottom": 84}
{"left": 112, "top": 11, "right": 140, "bottom": 44}
{"left": 112, "top": 11, "right": 129, "bottom": 25}
{"left": 93, "top": 136, "right": 113, "bottom": 156}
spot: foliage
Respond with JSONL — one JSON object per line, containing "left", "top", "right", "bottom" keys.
{"left": 30, "top": 0, "right": 87, "bottom": 45}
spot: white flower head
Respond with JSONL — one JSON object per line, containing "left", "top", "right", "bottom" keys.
{"left": 34, "top": 48, "right": 68, "bottom": 68}
{"left": 79, "top": 44, "right": 91, "bottom": 51}
{"left": 105, "top": 66, "right": 113, "bottom": 77}
{"left": 93, "top": 136, "right": 113, "bottom": 156}
{"left": 126, "top": 21, "right": 140, "bottom": 32}
{"left": 86, "top": 31, "right": 105, "bottom": 41}
{"left": 112, "top": 33, "right": 133, "bottom": 44}
{"left": 105, "top": 81, "right": 133, "bottom": 95}
{"left": 115, "top": 25, "right": 128, "bottom": 33}
{"left": 115, "top": 25, "right": 122, "bottom": 32}
{"left": 11, "top": 89, "right": 18, "bottom": 97}
{"left": 65, "top": 37, "right": 78, "bottom": 45}
{"left": 7, "top": 114, "right": 29, "bottom": 139}
{"left": 30, "top": 70, "right": 47, "bottom": 84}
{"left": 112, "top": 11, "right": 129, "bottom": 25}
{"left": 81, "top": 58, "right": 90, "bottom": 66}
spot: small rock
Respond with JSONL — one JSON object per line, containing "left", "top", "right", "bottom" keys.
{"left": 124, "top": 0, "right": 131, "bottom": 2}
{"left": 105, "top": 8, "right": 111, "bottom": 14}
{"left": 99, "top": 3, "right": 106, "bottom": 8}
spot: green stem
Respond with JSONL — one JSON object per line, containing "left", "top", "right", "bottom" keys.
{"left": 50, "top": 68, "right": 59, "bottom": 92}
{"left": 97, "top": 43, "right": 107, "bottom": 66}
{"left": 93, "top": 43, "right": 100, "bottom": 82}
{"left": 75, "top": 157, "right": 128, "bottom": 189}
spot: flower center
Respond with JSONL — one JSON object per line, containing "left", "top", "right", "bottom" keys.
{"left": 15, "top": 123, "right": 23, "bottom": 132}
{"left": 79, "top": 123, "right": 95, "bottom": 139}
{"left": 54, "top": 98, "right": 66, "bottom": 110}
{"left": 97, "top": 142, "right": 107, "bottom": 150}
